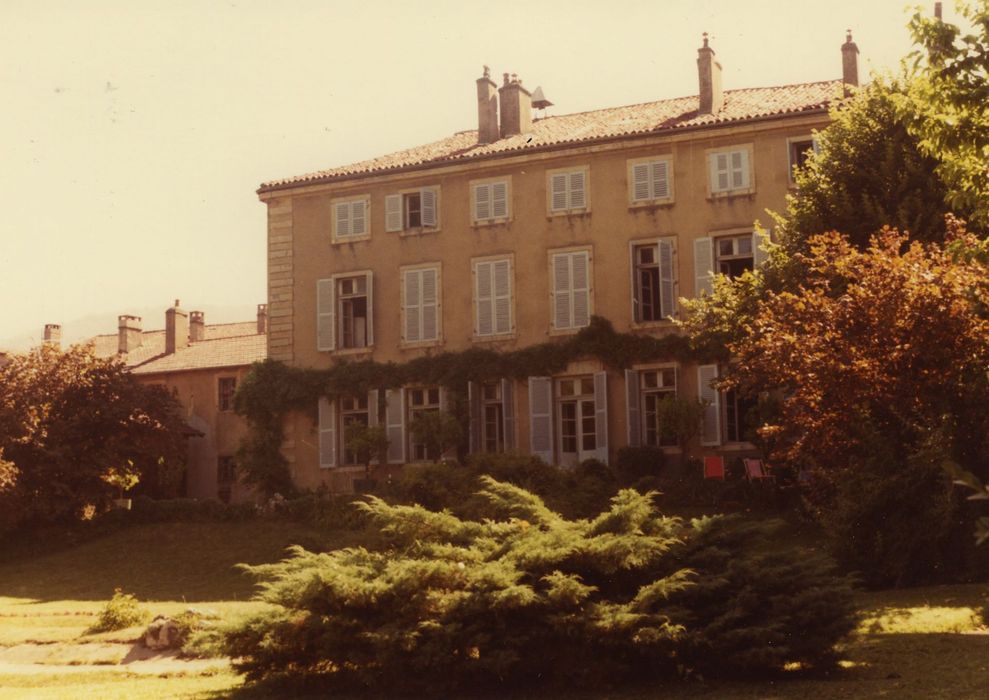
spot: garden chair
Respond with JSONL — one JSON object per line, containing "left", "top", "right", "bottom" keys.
{"left": 743, "top": 458, "right": 774, "bottom": 482}
{"left": 703, "top": 455, "right": 726, "bottom": 480}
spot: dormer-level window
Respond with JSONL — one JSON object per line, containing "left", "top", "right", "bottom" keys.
{"left": 386, "top": 187, "right": 438, "bottom": 232}
{"left": 708, "top": 146, "right": 753, "bottom": 196}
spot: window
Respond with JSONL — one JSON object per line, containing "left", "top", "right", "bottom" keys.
{"left": 340, "top": 394, "right": 370, "bottom": 466}
{"left": 632, "top": 240, "right": 675, "bottom": 322}
{"left": 217, "top": 456, "right": 236, "bottom": 503}
{"left": 715, "top": 234, "right": 754, "bottom": 279}
{"left": 694, "top": 231, "right": 769, "bottom": 296}
{"left": 472, "top": 179, "right": 509, "bottom": 223}
{"left": 385, "top": 187, "right": 438, "bottom": 232}
{"left": 640, "top": 368, "right": 678, "bottom": 448}
{"left": 402, "top": 266, "right": 441, "bottom": 344}
{"left": 218, "top": 377, "right": 237, "bottom": 412}
{"left": 331, "top": 196, "right": 369, "bottom": 241}
{"left": 468, "top": 379, "right": 515, "bottom": 454}
{"left": 550, "top": 249, "right": 591, "bottom": 331}
{"left": 787, "top": 136, "right": 818, "bottom": 184}
{"left": 528, "top": 373, "right": 608, "bottom": 466}
{"left": 708, "top": 146, "right": 752, "bottom": 195}
{"left": 724, "top": 388, "right": 758, "bottom": 443}
{"left": 408, "top": 387, "right": 441, "bottom": 462}
{"left": 557, "top": 377, "right": 596, "bottom": 460}
{"left": 473, "top": 257, "right": 513, "bottom": 337}
{"left": 548, "top": 167, "right": 588, "bottom": 213}
{"left": 316, "top": 272, "right": 374, "bottom": 352}
{"left": 629, "top": 157, "right": 673, "bottom": 204}
{"left": 481, "top": 382, "right": 504, "bottom": 453}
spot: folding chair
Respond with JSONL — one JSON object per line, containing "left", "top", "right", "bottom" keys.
{"left": 743, "top": 458, "right": 774, "bottom": 482}
{"left": 703, "top": 455, "right": 726, "bottom": 480}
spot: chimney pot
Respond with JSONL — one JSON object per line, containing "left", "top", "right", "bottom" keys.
{"left": 257, "top": 303, "right": 269, "bottom": 335}
{"left": 117, "top": 315, "right": 142, "bottom": 354}
{"left": 165, "top": 301, "right": 189, "bottom": 355}
{"left": 43, "top": 323, "right": 61, "bottom": 349}
{"left": 842, "top": 29, "right": 860, "bottom": 92}
{"left": 697, "top": 34, "right": 724, "bottom": 115}
{"left": 189, "top": 311, "right": 205, "bottom": 342}
{"left": 935, "top": 1, "right": 942, "bottom": 20}
{"left": 476, "top": 66, "right": 500, "bottom": 144}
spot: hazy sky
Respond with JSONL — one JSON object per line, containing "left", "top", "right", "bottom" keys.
{"left": 0, "top": 0, "right": 939, "bottom": 348}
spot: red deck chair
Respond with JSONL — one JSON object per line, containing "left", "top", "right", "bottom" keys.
{"left": 743, "top": 458, "right": 774, "bottom": 482}
{"left": 703, "top": 455, "right": 726, "bottom": 480}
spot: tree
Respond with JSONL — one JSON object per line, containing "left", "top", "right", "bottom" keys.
{"left": 408, "top": 410, "right": 462, "bottom": 463}
{"left": 343, "top": 422, "right": 389, "bottom": 483}
{"left": 0, "top": 344, "right": 188, "bottom": 529}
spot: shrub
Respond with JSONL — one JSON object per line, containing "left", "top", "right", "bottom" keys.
{"left": 87, "top": 589, "right": 151, "bottom": 634}
{"left": 614, "top": 446, "right": 666, "bottom": 485}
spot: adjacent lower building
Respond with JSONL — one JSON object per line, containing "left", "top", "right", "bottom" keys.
{"left": 257, "top": 35, "right": 860, "bottom": 491}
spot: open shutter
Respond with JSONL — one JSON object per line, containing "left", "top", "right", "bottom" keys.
{"left": 730, "top": 151, "right": 744, "bottom": 189}
{"left": 351, "top": 200, "right": 366, "bottom": 235}
{"left": 493, "top": 258, "right": 512, "bottom": 334}
{"left": 698, "top": 364, "right": 721, "bottom": 446}
{"left": 631, "top": 163, "right": 650, "bottom": 202}
{"left": 368, "top": 389, "right": 380, "bottom": 464}
{"left": 737, "top": 149, "right": 751, "bottom": 189}
{"left": 363, "top": 271, "right": 374, "bottom": 346}
{"left": 385, "top": 194, "right": 402, "bottom": 232}
{"left": 334, "top": 202, "right": 351, "bottom": 238}
{"left": 753, "top": 229, "right": 770, "bottom": 268}
{"left": 528, "top": 377, "right": 553, "bottom": 464}
{"left": 658, "top": 239, "right": 675, "bottom": 319}
{"left": 502, "top": 378, "right": 516, "bottom": 451}
{"left": 318, "top": 397, "right": 336, "bottom": 469}
{"left": 474, "top": 184, "right": 490, "bottom": 221}
{"left": 420, "top": 187, "right": 437, "bottom": 227}
{"left": 317, "top": 279, "right": 335, "bottom": 351}
{"left": 385, "top": 388, "right": 406, "bottom": 464}
{"left": 492, "top": 181, "right": 508, "bottom": 218}
{"left": 421, "top": 268, "right": 438, "bottom": 341}
{"left": 468, "top": 381, "right": 481, "bottom": 454}
{"left": 572, "top": 251, "right": 590, "bottom": 328}
{"left": 693, "top": 237, "right": 713, "bottom": 297}
{"left": 475, "top": 261, "right": 494, "bottom": 336}
{"left": 568, "top": 171, "right": 586, "bottom": 209}
{"left": 652, "top": 160, "right": 670, "bottom": 199}
{"left": 625, "top": 369, "right": 640, "bottom": 447}
{"left": 593, "top": 371, "right": 609, "bottom": 464}
{"left": 713, "top": 153, "right": 730, "bottom": 192}
{"left": 438, "top": 388, "right": 455, "bottom": 460}
{"left": 550, "top": 173, "right": 568, "bottom": 211}
{"left": 404, "top": 270, "right": 420, "bottom": 343}
{"left": 552, "top": 253, "right": 572, "bottom": 329}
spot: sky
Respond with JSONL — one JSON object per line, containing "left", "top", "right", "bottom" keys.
{"left": 0, "top": 0, "right": 942, "bottom": 349}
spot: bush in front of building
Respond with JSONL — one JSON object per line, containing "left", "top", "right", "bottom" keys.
{"left": 614, "top": 446, "right": 666, "bottom": 485}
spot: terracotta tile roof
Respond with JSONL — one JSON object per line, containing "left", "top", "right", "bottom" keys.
{"left": 89, "top": 321, "right": 265, "bottom": 373}
{"left": 260, "top": 80, "right": 841, "bottom": 192}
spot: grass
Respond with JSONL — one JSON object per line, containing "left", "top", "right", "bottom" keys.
{"left": 1, "top": 518, "right": 987, "bottom": 698}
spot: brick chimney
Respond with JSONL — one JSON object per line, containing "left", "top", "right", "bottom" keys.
{"left": 842, "top": 30, "right": 859, "bottom": 92}
{"left": 697, "top": 33, "right": 724, "bottom": 115}
{"left": 43, "top": 323, "right": 61, "bottom": 348}
{"left": 498, "top": 73, "right": 532, "bottom": 138}
{"left": 117, "top": 315, "right": 142, "bottom": 354}
{"left": 189, "top": 311, "right": 205, "bottom": 342}
{"left": 165, "top": 300, "right": 189, "bottom": 355}
{"left": 476, "top": 66, "right": 499, "bottom": 144}
{"left": 256, "top": 303, "right": 268, "bottom": 334}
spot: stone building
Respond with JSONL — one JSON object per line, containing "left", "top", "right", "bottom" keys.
{"left": 256, "top": 35, "right": 859, "bottom": 491}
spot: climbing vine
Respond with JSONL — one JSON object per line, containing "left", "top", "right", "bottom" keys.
{"left": 234, "top": 316, "right": 720, "bottom": 495}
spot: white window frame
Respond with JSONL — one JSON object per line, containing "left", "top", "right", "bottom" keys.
{"left": 385, "top": 186, "right": 440, "bottom": 233}
{"left": 786, "top": 135, "right": 819, "bottom": 185}
{"left": 406, "top": 385, "right": 442, "bottom": 463}
{"left": 706, "top": 144, "right": 754, "bottom": 197}
{"left": 470, "top": 177, "right": 511, "bottom": 225}
{"left": 629, "top": 237, "right": 677, "bottom": 324}
{"left": 316, "top": 271, "right": 374, "bottom": 353}
{"left": 400, "top": 263, "right": 442, "bottom": 347}
{"left": 548, "top": 247, "right": 593, "bottom": 333}
{"left": 627, "top": 155, "right": 674, "bottom": 206}
{"left": 547, "top": 165, "right": 590, "bottom": 215}
{"left": 330, "top": 194, "right": 370, "bottom": 243}
{"left": 472, "top": 254, "right": 515, "bottom": 340}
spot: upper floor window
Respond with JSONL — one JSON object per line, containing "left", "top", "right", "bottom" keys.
{"left": 693, "top": 231, "right": 769, "bottom": 297}
{"left": 317, "top": 272, "right": 373, "bottom": 352}
{"left": 708, "top": 146, "right": 752, "bottom": 195}
{"left": 472, "top": 179, "right": 510, "bottom": 224}
{"left": 331, "top": 196, "right": 369, "bottom": 242}
{"left": 218, "top": 377, "right": 237, "bottom": 412}
{"left": 548, "top": 167, "right": 588, "bottom": 214}
{"left": 473, "top": 256, "right": 514, "bottom": 338}
{"left": 401, "top": 265, "right": 441, "bottom": 345}
{"left": 628, "top": 157, "right": 673, "bottom": 205}
{"left": 787, "top": 136, "right": 818, "bottom": 184}
{"left": 632, "top": 240, "right": 675, "bottom": 323}
{"left": 386, "top": 187, "right": 438, "bottom": 232}
{"left": 550, "top": 249, "right": 592, "bottom": 331}
{"left": 715, "top": 234, "right": 754, "bottom": 278}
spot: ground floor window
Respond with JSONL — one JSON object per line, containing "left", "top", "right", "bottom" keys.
{"left": 557, "top": 376, "right": 596, "bottom": 463}
{"left": 217, "top": 456, "right": 236, "bottom": 503}
{"left": 481, "top": 381, "right": 504, "bottom": 453}
{"left": 640, "top": 367, "right": 678, "bottom": 448}
{"left": 724, "top": 388, "right": 758, "bottom": 443}
{"left": 340, "top": 394, "right": 370, "bottom": 465}
{"left": 408, "top": 386, "right": 441, "bottom": 462}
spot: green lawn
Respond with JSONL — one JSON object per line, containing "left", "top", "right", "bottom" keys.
{"left": 0, "top": 520, "right": 987, "bottom": 699}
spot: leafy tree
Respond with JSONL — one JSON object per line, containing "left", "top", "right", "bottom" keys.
{"left": 655, "top": 395, "right": 706, "bottom": 458}
{"left": 343, "top": 422, "right": 388, "bottom": 482}
{"left": 408, "top": 409, "right": 462, "bottom": 463}
{"left": 0, "top": 344, "right": 188, "bottom": 529}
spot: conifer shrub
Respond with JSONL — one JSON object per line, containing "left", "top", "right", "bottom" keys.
{"left": 223, "top": 479, "right": 856, "bottom": 693}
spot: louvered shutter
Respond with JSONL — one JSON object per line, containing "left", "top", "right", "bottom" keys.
{"left": 652, "top": 160, "right": 670, "bottom": 199}
{"left": 568, "top": 171, "right": 586, "bottom": 209}
{"left": 474, "top": 184, "right": 491, "bottom": 221}
{"left": 317, "top": 279, "right": 335, "bottom": 351}
{"left": 737, "top": 149, "right": 751, "bottom": 189}
{"left": 631, "top": 163, "right": 650, "bottom": 202}
{"left": 493, "top": 259, "right": 512, "bottom": 334}
{"left": 420, "top": 187, "right": 437, "bottom": 227}
{"left": 713, "top": 153, "right": 730, "bottom": 192}
{"left": 528, "top": 377, "right": 553, "bottom": 464}
{"left": 753, "top": 229, "right": 770, "bottom": 268}
{"left": 492, "top": 181, "right": 508, "bottom": 218}
{"left": 501, "top": 378, "right": 516, "bottom": 450}
{"left": 475, "top": 261, "right": 494, "bottom": 336}
{"left": 693, "top": 238, "right": 713, "bottom": 297}
{"left": 385, "top": 194, "right": 402, "bottom": 232}
{"left": 550, "top": 173, "right": 568, "bottom": 211}
{"left": 571, "top": 252, "right": 590, "bottom": 328}
{"left": 351, "top": 200, "right": 366, "bottom": 235}
{"left": 467, "top": 381, "right": 481, "bottom": 454}
{"left": 593, "top": 371, "right": 609, "bottom": 464}
{"left": 385, "top": 388, "right": 406, "bottom": 463}
{"left": 404, "top": 270, "right": 420, "bottom": 342}
{"left": 334, "top": 202, "right": 351, "bottom": 238}
{"left": 368, "top": 389, "right": 380, "bottom": 464}
{"left": 730, "top": 151, "right": 744, "bottom": 189}
{"left": 552, "top": 253, "right": 572, "bottom": 329}
{"left": 364, "top": 272, "right": 374, "bottom": 345}
{"left": 658, "top": 239, "right": 675, "bottom": 319}
{"left": 625, "top": 369, "right": 640, "bottom": 447}
{"left": 421, "top": 268, "right": 438, "bottom": 341}
{"left": 698, "top": 364, "right": 721, "bottom": 446}
{"left": 318, "top": 397, "right": 336, "bottom": 468}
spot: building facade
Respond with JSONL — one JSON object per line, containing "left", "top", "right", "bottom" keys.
{"left": 257, "top": 36, "right": 859, "bottom": 491}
